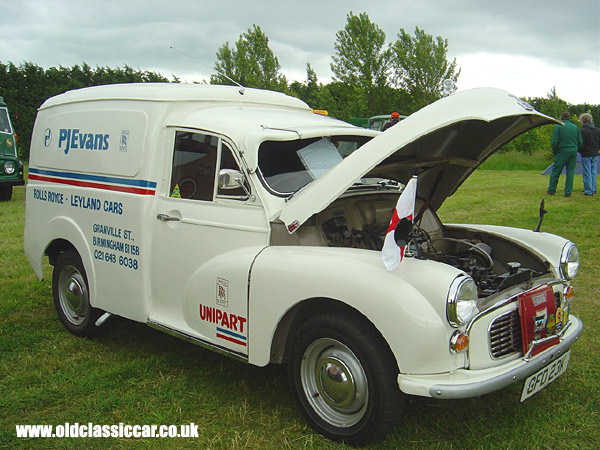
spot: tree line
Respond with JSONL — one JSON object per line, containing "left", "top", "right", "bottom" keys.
{"left": 212, "top": 12, "right": 460, "bottom": 119}
{"left": 1, "top": 11, "right": 597, "bottom": 160}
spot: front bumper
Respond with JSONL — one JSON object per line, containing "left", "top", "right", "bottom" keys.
{"left": 0, "top": 177, "right": 24, "bottom": 187}
{"left": 398, "top": 315, "right": 583, "bottom": 399}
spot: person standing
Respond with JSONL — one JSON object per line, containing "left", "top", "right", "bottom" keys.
{"left": 547, "top": 112, "right": 582, "bottom": 197}
{"left": 578, "top": 113, "right": 600, "bottom": 196}
{"left": 382, "top": 112, "right": 401, "bottom": 131}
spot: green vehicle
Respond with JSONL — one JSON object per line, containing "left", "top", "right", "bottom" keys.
{"left": 0, "top": 97, "right": 24, "bottom": 201}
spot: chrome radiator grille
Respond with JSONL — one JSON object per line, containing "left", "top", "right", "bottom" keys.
{"left": 489, "top": 309, "right": 523, "bottom": 358}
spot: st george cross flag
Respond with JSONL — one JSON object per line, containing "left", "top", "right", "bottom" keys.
{"left": 382, "top": 176, "right": 417, "bottom": 271}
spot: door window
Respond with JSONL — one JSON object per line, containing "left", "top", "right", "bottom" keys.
{"left": 170, "top": 131, "right": 218, "bottom": 201}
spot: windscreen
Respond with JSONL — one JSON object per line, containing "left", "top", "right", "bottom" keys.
{"left": 258, "top": 135, "right": 371, "bottom": 195}
{"left": 0, "top": 108, "right": 12, "bottom": 134}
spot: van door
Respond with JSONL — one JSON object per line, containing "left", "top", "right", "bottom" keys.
{"left": 149, "top": 129, "right": 269, "bottom": 357}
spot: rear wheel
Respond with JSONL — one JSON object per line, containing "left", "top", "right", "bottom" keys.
{"left": 0, "top": 186, "right": 12, "bottom": 201}
{"left": 288, "top": 313, "right": 404, "bottom": 446}
{"left": 52, "top": 250, "right": 104, "bottom": 337}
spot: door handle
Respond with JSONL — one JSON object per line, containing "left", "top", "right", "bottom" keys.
{"left": 156, "top": 213, "right": 180, "bottom": 222}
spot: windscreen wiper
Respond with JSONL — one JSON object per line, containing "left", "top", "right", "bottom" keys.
{"left": 348, "top": 178, "right": 401, "bottom": 191}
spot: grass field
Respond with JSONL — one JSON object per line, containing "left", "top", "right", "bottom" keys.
{"left": 479, "top": 151, "right": 553, "bottom": 171}
{"left": 1, "top": 171, "right": 598, "bottom": 449}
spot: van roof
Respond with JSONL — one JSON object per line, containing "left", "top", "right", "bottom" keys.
{"left": 39, "top": 83, "right": 311, "bottom": 111}
{"left": 38, "top": 82, "right": 377, "bottom": 174}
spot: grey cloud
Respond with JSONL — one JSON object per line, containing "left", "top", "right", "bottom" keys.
{"left": 1, "top": 0, "right": 598, "bottom": 101}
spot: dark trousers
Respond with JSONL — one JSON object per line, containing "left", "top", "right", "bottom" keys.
{"left": 547, "top": 150, "right": 577, "bottom": 196}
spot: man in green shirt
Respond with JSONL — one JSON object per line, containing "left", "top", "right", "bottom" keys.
{"left": 547, "top": 112, "right": 583, "bottom": 197}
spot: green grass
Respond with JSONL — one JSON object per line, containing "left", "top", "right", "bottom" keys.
{"left": 479, "top": 150, "right": 553, "bottom": 170}
{"left": 1, "top": 171, "right": 599, "bottom": 449}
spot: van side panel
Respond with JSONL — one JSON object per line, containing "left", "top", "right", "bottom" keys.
{"left": 25, "top": 101, "right": 168, "bottom": 322}
{"left": 31, "top": 108, "right": 148, "bottom": 177}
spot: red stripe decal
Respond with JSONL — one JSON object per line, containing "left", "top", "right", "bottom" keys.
{"left": 216, "top": 333, "right": 247, "bottom": 347}
{"left": 28, "top": 174, "right": 155, "bottom": 196}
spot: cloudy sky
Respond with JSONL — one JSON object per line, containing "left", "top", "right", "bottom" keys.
{"left": 2, "top": 0, "right": 599, "bottom": 105}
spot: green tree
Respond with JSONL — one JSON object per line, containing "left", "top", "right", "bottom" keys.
{"left": 330, "top": 12, "right": 390, "bottom": 114}
{"left": 533, "top": 87, "right": 568, "bottom": 119}
{"left": 211, "top": 25, "right": 287, "bottom": 91}
{"left": 0, "top": 62, "right": 47, "bottom": 160}
{"left": 390, "top": 27, "right": 460, "bottom": 112}
{"left": 288, "top": 63, "right": 362, "bottom": 118}
{"left": 289, "top": 63, "right": 320, "bottom": 107}
{"left": 499, "top": 127, "right": 547, "bottom": 155}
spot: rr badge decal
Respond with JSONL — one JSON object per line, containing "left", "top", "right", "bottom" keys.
{"left": 216, "top": 278, "right": 229, "bottom": 307}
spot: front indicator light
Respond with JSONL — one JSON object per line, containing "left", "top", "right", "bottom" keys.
{"left": 450, "top": 331, "right": 469, "bottom": 354}
{"left": 565, "top": 285, "right": 574, "bottom": 299}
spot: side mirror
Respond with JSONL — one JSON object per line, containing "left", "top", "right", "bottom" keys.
{"left": 218, "top": 169, "right": 245, "bottom": 190}
{"left": 534, "top": 199, "right": 548, "bottom": 232}
{"left": 218, "top": 168, "right": 255, "bottom": 201}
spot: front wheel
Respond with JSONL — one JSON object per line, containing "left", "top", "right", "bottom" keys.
{"left": 288, "top": 313, "right": 404, "bottom": 446}
{"left": 52, "top": 250, "right": 105, "bottom": 337}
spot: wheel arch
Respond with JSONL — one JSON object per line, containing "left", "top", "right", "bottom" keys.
{"left": 269, "top": 297, "right": 397, "bottom": 371}
{"left": 247, "top": 246, "right": 458, "bottom": 373}
{"left": 33, "top": 216, "right": 96, "bottom": 306}
{"left": 45, "top": 238, "right": 78, "bottom": 266}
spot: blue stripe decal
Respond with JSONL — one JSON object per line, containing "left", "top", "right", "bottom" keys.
{"left": 216, "top": 327, "right": 247, "bottom": 341}
{"left": 29, "top": 168, "right": 157, "bottom": 189}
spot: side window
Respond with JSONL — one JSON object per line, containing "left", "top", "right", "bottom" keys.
{"left": 217, "top": 143, "right": 249, "bottom": 199}
{"left": 170, "top": 131, "right": 218, "bottom": 201}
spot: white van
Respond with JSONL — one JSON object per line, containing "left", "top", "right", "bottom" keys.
{"left": 24, "top": 84, "right": 583, "bottom": 446}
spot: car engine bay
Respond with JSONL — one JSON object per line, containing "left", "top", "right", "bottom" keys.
{"left": 275, "top": 192, "right": 549, "bottom": 298}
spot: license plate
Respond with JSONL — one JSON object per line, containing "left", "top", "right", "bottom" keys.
{"left": 520, "top": 350, "right": 570, "bottom": 402}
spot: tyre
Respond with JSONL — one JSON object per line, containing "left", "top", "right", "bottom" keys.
{"left": 288, "top": 313, "right": 405, "bottom": 446}
{"left": 52, "top": 250, "right": 105, "bottom": 337}
{"left": 0, "top": 186, "right": 12, "bottom": 201}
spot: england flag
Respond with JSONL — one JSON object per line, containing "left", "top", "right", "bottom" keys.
{"left": 382, "top": 176, "right": 417, "bottom": 271}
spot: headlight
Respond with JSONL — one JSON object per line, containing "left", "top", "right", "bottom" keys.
{"left": 3, "top": 161, "right": 15, "bottom": 174}
{"left": 560, "top": 242, "right": 579, "bottom": 280}
{"left": 447, "top": 276, "right": 479, "bottom": 327}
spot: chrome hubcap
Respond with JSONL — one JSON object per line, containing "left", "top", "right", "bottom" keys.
{"left": 301, "top": 338, "right": 368, "bottom": 427}
{"left": 66, "top": 279, "right": 84, "bottom": 312}
{"left": 316, "top": 358, "right": 355, "bottom": 407}
{"left": 58, "top": 265, "right": 88, "bottom": 325}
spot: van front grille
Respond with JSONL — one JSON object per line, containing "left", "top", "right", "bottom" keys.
{"left": 489, "top": 309, "right": 522, "bottom": 358}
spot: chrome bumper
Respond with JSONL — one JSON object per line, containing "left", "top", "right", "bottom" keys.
{"left": 428, "top": 315, "right": 583, "bottom": 399}
{"left": 397, "top": 315, "right": 583, "bottom": 399}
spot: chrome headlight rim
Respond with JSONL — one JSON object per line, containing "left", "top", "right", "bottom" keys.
{"left": 447, "top": 276, "right": 479, "bottom": 328}
{"left": 560, "top": 242, "right": 579, "bottom": 280}
{"left": 3, "top": 160, "right": 15, "bottom": 175}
